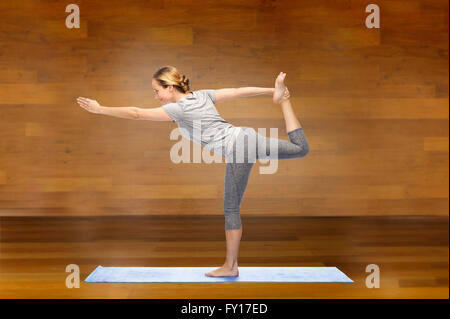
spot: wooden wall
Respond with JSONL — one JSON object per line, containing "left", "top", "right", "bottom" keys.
{"left": 0, "top": 0, "right": 448, "bottom": 217}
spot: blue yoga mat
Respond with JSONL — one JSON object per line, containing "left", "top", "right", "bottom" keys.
{"left": 85, "top": 266, "right": 353, "bottom": 283}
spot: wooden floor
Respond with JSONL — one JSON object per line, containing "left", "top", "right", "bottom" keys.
{"left": 0, "top": 215, "right": 448, "bottom": 298}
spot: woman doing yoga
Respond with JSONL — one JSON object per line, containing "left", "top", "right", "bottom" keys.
{"left": 76, "top": 65, "right": 309, "bottom": 277}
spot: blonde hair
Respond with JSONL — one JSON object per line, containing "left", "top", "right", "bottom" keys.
{"left": 153, "top": 66, "right": 190, "bottom": 93}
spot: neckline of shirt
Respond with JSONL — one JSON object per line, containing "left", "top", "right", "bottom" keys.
{"left": 177, "top": 91, "right": 195, "bottom": 103}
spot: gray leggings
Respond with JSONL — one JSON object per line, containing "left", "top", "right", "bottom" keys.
{"left": 223, "top": 127, "right": 309, "bottom": 230}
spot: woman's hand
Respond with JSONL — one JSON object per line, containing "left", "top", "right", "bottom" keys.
{"left": 281, "top": 87, "right": 290, "bottom": 101}
{"left": 77, "top": 97, "right": 102, "bottom": 114}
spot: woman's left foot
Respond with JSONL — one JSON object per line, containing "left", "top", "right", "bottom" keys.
{"left": 205, "top": 265, "right": 239, "bottom": 277}
{"left": 273, "top": 72, "right": 287, "bottom": 104}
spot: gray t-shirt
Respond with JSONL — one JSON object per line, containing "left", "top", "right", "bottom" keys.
{"left": 162, "top": 90, "right": 242, "bottom": 157}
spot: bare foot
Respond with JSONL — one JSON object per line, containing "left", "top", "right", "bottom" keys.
{"left": 205, "top": 265, "right": 239, "bottom": 277}
{"left": 273, "top": 72, "right": 287, "bottom": 104}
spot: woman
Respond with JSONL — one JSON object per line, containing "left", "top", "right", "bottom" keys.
{"left": 77, "top": 66, "right": 309, "bottom": 277}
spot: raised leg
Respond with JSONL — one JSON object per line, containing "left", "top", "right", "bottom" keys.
{"left": 273, "top": 72, "right": 303, "bottom": 133}
{"left": 281, "top": 98, "right": 302, "bottom": 133}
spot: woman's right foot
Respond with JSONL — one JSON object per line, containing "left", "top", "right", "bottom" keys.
{"left": 273, "top": 72, "right": 287, "bottom": 104}
{"left": 205, "top": 264, "right": 239, "bottom": 277}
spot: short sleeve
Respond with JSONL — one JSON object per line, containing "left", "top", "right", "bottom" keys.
{"left": 162, "top": 102, "right": 184, "bottom": 122}
{"left": 202, "top": 89, "right": 216, "bottom": 104}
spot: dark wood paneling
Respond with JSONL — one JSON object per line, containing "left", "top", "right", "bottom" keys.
{"left": 0, "top": 0, "right": 448, "bottom": 217}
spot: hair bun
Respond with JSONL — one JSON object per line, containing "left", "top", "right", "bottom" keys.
{"left": 181, "top": 75, "right": 188, "bottom": 83}
{"left": 180, "top": 75, "right": 190, "bottom": 93}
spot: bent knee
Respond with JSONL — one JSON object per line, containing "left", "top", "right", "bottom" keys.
{"left": 299, "top": 145, "right": 309, "bottom": 157}
{"left": 294, "top": 144, "right": 309, "bottom": 158}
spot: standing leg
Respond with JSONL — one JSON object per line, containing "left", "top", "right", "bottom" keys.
{"left": 205, "top": 138, "right": 254, "bottom": 277}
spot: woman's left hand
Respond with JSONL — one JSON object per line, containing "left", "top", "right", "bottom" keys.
{"left": 77, "top": 97, "right": 102, "bottom": 114}
{"left": 282, "top": 87, "right": 290, "bottom": 100}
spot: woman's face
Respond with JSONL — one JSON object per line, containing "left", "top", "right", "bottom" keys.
{"left": 152, "top": 79, "right": 173, "bottom": 105}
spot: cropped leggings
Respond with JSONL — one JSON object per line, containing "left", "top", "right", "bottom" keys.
{"left": 223, "top": 126, "right": 310, "bottom": 230}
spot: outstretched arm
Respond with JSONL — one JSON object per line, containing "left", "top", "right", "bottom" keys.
{"left": 77, "top": 97, "right": 172, "bottom": 121}
{"left": 97, "top": 105, "right": 140, "bottom": 119}
{"left": 77, "top": 97, "right": 139, "bottom": 119}
{"left": 215, "top": 87, "right": 275, "bottom": 103}
{"left": 77, "top": 97, "right": 177, "bottom": 121}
